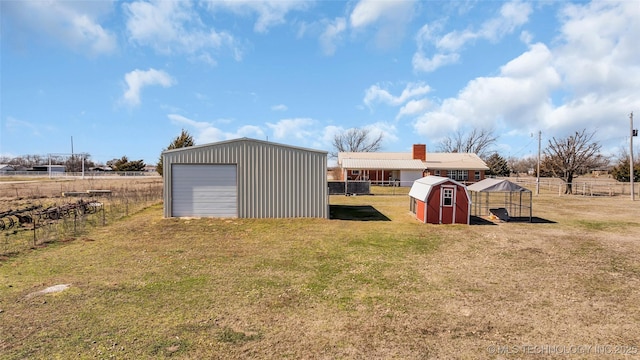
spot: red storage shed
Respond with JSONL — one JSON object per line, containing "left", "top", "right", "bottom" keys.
{"left": 409, "top": 176, "right": 471, "bottom": 224}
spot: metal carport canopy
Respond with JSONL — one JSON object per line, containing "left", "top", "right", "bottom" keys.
{"left": 467, "top": 178, "right": 532, "bottom": 222}
{"left": 467, "top": 178, "right": 531, "bottom": 193}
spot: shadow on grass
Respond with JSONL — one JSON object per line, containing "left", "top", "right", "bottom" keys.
{"left": 513, "top": 216, "right": 556, "bottom": 224}
{"left": 470, "top": 216, "right": 497, "bottom": 226}
{"left": 330, "top": 205, "right": 391, "bottom": 221}
{"left": 470, "top": 216, "right": 556, "bottom": 225}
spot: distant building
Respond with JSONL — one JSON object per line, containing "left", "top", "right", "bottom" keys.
{"left": 31, "top": 165, "right": 66, "bottom": 173}
{"left": 0, "top": 164, "right": 15, "bottom": 173}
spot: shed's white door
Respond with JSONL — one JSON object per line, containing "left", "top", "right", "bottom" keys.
{"left": 171, "top": 164, "right": 237, "bottom": 217}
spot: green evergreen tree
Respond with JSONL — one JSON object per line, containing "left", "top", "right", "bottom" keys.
{"left": 486, "top": 153, "right": 510, "bottom": 177}
{"left": 610, "top": 158, "right": 640, "bottom": 182}
{"left": 157, "top": 129, "right": 195, "bottom": 176}
{"left": 107, "top": 156, "right": 145, "bottom": 172}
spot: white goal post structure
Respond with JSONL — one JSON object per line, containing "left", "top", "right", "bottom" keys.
{"left": 47, "top": 153, "right": 90, "bottom": 179}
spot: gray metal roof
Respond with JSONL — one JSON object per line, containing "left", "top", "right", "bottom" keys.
{"left": 162, "top": 137, "right": 327, "bottom": 155}
{"left": 467, "top": 178, "right": 531, "bottom": 192}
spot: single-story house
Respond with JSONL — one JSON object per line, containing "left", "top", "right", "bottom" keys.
{"left": 338, "top": 144, "right": 489, "bottom": 186}
{"left": 409, "top": 176, "right": 471, "bottom": 224}
{"left": 162, "top": 138, "right": 327, "bottom": 219}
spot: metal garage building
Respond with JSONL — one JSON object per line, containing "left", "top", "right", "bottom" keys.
{"left": 162, "top": 138, "right": 328, "bottom": 218}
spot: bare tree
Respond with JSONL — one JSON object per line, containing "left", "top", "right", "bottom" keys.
{"left": 542, "top": 129, "right": 605, "bottom": 194}
{"left": 507, "top": 156, "right": 538, "bottom": 176}
{"left": 437, "top": 128, "right": 497, "bottom": 159}
{"left": 331, "top": 128, "right": 383, "bottom": 158}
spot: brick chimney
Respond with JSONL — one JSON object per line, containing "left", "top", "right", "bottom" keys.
{"left": 412, "top": 144, "right": 426, "bottom": 161}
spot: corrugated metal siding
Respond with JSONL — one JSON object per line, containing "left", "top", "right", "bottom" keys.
{"left": 163, "top": 139, "right": 327, "bottom": 218}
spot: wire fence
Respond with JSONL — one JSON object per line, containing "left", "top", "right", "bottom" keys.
{"left": 348, "top": 177, "right": 639, "bottom": 197}
{"left": 508, "top": 177, "right": 640, "bottom": 197}
{"left": 1, "top": 185, "right": 162, "bottom": 256}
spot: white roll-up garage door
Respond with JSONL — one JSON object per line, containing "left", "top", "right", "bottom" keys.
{"left": 171, "top": 164, "right": 237, "bottom": 217}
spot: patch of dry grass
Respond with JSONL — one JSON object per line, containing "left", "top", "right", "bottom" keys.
{"left": 1, "top": 191, "right": 640, "bottom": 359}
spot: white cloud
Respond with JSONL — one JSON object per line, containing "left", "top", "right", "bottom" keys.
{"left": 271, "top": 104, "right": 288, "bottom": 111}
{"left": 413, "top": 0, "right": 532, "bottom": 72}
{"left": 414, "top": 42, "right": 559, "bottom": 139}
{"left": 365, "top": 122, "right": 398, "bottom": 143}
{"left": 1, "top": 1, "right": 116, "bottom": 55}
{"left": 205, "top": 0, "right": 311, "bottom": 33}
{"left": 396, "top": 99, "right": 431, "bottom": 120}
{"left": 123, "top": 0, "right": 241, "bottom": 61}
{"left": 364, "top": 82, "right": 431, "bottom": 108}
{"left": 412, "top": 52, "right": 460, "bottom": 73}
{"left": 412, "top": 0, "right": 640, "bottom": 149}
{"left": 319, "top": 17, "right": 347, "bottom": 56}
{"left": 267, "top": 118, "right": 315, "bottom": 140}
{"left": 350, "top": 0, "right": 400, "bottom": 29}
{"left": 122, "top": 69, "right": 176, "bottom": 106}
{"left": 168, "top": 114, "right": 265, "bottom": 144}
{"left": 554, "top": 1, "right": 639, "bottom": 98}
{"left": 349, "top": 0, "right": 416, "bottom": 49}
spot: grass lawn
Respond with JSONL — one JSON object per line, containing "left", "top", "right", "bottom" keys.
{"left": 1, "top": 192, "right": 640, "bottom": 359}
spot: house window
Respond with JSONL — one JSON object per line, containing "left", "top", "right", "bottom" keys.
{"left": 458, "top": 170, "right": 468, "bottom": 181}
{"left": 434, "top": 170, "right": 440, "bottom": 176}
{"left": 351, "top": 170, "right": 360, "bottom": 175}
{"left": 442, "top": 188, "right": 453, "bottom": 206}
{"left": 448, "top": 170, "right": 455, "bottom": 179}
{"left": 475, "top": 171, "right": 481, "bottom": 180}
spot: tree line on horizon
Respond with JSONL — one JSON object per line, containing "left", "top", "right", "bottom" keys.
{"left": 0, "top": 154, "right": 146, "bottom": 172}
{"left": 4, "top": 126, "right": 637, "bottom": 194}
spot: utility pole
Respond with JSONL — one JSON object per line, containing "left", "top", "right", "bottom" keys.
{"left": 536, "top": 130, "right": 541, "bottom": 196}
{"left": 631, "top": 112, "right": 636, "bottom": 201}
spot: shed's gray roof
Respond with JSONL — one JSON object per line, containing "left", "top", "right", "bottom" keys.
{"left": 467, "top": 178, "right": 531, "bottom": 192}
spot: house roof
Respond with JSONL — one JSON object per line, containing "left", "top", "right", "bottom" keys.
{"left": 341, "top": 158, "right": 426, "bottom": 170}
{"left": 424, "top": 153, "right": 489, "bottom": 170}
{"left": 0, "top": 164, "right": 15, "bottom": 171}
{"left": 408, "top": 176, "right": 469, "bottom": 201}
{"left": 467, "top": 178, "right": 531, "bottom": 193}
{"left": 338, "top": 151, "right": 488, "bottom": 170}
{"left": 339, "top": 152, "right": 412, "bottom": 161}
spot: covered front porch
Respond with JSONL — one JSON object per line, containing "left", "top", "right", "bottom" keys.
{"left": 340, "top": 158, "right": 427, "bottom": 187}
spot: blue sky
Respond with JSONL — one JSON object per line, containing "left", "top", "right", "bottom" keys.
{"left": 1, "top": 0, "right": 639, "bottom": 166}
